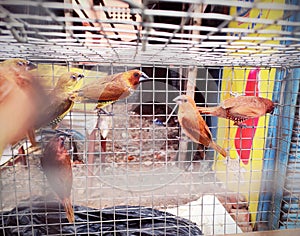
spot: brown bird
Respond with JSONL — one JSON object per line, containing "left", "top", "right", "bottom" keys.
{"left": 197, "top": 96, "right": 275, "bottom": 126}
{"left": 75, "top": 69, "right": 149, "bottom": 161}
{"left": 41, "top": 135, "right": 74, "bottom": 223}
{"left": 174, "top": 95, "right": 227, "bottom": 157}
{"left": 0, "top": 58, "right": 45, "bottom": 156}
{"left": 76, "top": 69, "right": 149, "bottom": 111}
{"left": 27, "top": 72, "right": 84, "bottom": 146}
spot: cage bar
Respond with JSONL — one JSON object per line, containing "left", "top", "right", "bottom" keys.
{"left": 0, "top": 0, "right": 300, "bottom": 235}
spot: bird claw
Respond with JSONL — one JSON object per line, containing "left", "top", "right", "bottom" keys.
{"left": 236, "top": 123, "right": 255, "bottom": 129}
{"left": 97, "top": 108, "right": 114, "bottom": 116}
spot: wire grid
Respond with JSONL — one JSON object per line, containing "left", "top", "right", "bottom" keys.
{"left": 0, "top": 0, "right": 299, "bottom": 235}
{"left": 0, "top": 63, "right": 275, "bottom": 235}
{"left": 0, "top": 0, "right": 299, "bottom": 67}
{"left": 282, "top": 110, "right": 300, "bottom": 229}
{"left": 266, "top": 68, "right": 300, "bottom": 231}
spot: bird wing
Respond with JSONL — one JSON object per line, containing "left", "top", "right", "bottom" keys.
{"left": 222, "top": 96, "right": 266, "bottom": 117}
{"left": 42, "top": 151, "right": 73, "bottom": 200}
{"left": 80, "top": 79, "right": 108, "bottom": 101}
{"left": 36, "top": 95, "right": 73, "bottom": 128}
{"left": 50, "top": 99, "right": 74, "bottom": 125}
{"left": 81, "top": 73, "right": 130, "bottom": 102}
{"left": 221, "top": 96, "right": 244, "bottom": 109}
{"left": 229, "top": 105, "right": 265, "bottom": 117}
{"left": 181, "top": 116, "right": 212, "bottom": 147}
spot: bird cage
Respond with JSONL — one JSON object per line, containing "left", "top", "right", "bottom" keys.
{"left": 0, "top": 0, "right": 300, "bottom": 235}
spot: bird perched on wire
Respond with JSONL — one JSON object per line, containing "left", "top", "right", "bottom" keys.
{"left": 27, "top": 72, "right": 84, "bottom": 146}
{"left": 174, "top": 94, "right": 227, "bottom": 158}
{"left": 73, "top": 69, "right": 149, "bottom": 165}
{"left": 41, "top": 135, "right": 74, "bottom": 223}
{"left": 75, "top": 69, "right": 150, "bottom": 113}
{"left": 0, "top": 58, "right": 46, "bottom": 157}
{"left": 197, "top": 96, "right": 275, "bottom": 126}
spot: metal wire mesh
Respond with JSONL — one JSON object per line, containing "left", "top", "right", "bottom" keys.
{"left": 0, "top": 0, "right": 300, "bottom": 235}
{"left": 0, "top": 0, "right": 299, "bottom": 67}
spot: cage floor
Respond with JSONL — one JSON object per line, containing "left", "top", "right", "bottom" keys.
{"left": 1, "top": 152, "right": 222, "bottom": 211}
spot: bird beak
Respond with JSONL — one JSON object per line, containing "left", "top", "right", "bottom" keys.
{"left": 270, "top": 102, "right": 278, "bottom": 114}
{"left": 26, "top": 61, "right": 37, "bottom": 70}
{"left": 173, "top": 96, "right": 182, "bottom": 104}
{"left": 139, "top": 72, "right": 150, "bottom": 83}
{"left": 78, "top": 74, "right": 85, "bottom": 81}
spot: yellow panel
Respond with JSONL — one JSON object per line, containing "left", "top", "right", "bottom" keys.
{"left": 215, "top": 0, "right": 284, "bottom": 223}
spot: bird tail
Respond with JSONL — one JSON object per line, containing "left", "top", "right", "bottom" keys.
{"left": 209, "top": 141, "right": 227, "bottom": 158}
{"left": 63, "top": 197, "right": 74, "bottom": 223}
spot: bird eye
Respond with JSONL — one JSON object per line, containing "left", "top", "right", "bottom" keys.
{"left": 134, "top": 72, "right": 139, "bottom": 77}
{"left": 17, "top": 61, "right": 25, "bottom": 66}
{"left": 58, "top": 136, "right": 65, "bottom": 147}
{"left": 70, "top": 75, "right": 77, "bottom": 80}
{"left": 183, "top": 99, "right": 188, "bottom": 102}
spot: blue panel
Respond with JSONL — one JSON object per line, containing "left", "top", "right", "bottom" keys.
{"left": 280, "top": 224, "right": 300, "bottom": 230}
{"left": 272, "top": 68, "right": 300, "bottom": 229}
{"left": 257, "top": 0, "right": 300, "bottom": 230}
{"left": 256, "top": 69, "right": 285, "bottom": 230}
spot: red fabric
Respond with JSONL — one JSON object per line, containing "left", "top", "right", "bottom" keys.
{"left": 234, "top": 68, "right": 260, "bottom": 165}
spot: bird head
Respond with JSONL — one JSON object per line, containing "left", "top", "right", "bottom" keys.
{"left": 125, "top": 70, "right": 150, "bottom": 88}
{"left": 173, "top": 94, "right": 193, "bottom": 105}
{"left": 1, "top": 58, "right": 37, "bottom": 71}
{"left": 264, "top": 98, "right": 275, "bottom": 114}
{"left": 173, "top": 95, "right": 197, "bottom": 111}
{"left": 49, "top": 135, "right": 68, "bottom": 157}
{"left": 44, "top": 135, "right": 67, "bottom": 158}
{"left": 55, "top": 72, "right": 84, "bottom": 92}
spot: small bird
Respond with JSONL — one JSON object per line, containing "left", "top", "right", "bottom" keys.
{"left": 76, "top": 69, "right": 149, "bottom": 111}
{"left": 174, "top": 95, "right": 227, "bottom": 157}
{"left": 0, "top": 58, "right": 45, "bottom": 157}
{"left": 28, "top": 72, "right": 84, "bottom": 146}
{"left": 45, "top": 72, "right": 84, "bottom": 128}
{"left": 197, "top": 96, "right": 275, "bottom": 126}
{"left": 41, "top": 135, "right": 74, "bottom": 223}
{"left": 75, "top": 69, "right": 149, "bottom": 158}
